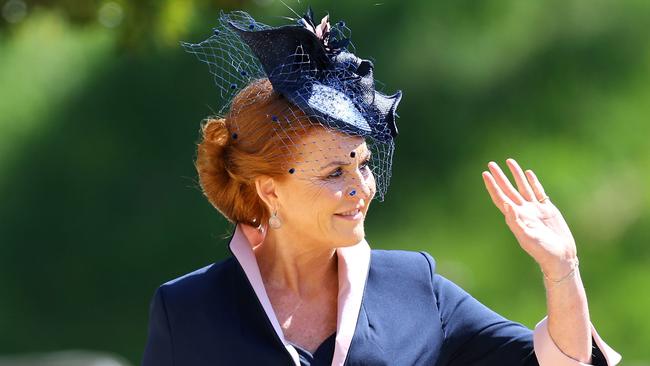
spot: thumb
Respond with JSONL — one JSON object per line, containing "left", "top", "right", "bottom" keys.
{"left": 503, "top": 202, "right": 518, "bottom": 226}
{"left": 503, "top": 202, "right": 511, "bottom": 216}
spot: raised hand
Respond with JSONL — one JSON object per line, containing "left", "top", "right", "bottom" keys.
{"left": 481, "top": 158, "right": 578, "bottom": 278}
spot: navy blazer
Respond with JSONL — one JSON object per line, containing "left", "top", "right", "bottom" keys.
{"left": 142, "top": 232, "right": 612, "bottom": 365}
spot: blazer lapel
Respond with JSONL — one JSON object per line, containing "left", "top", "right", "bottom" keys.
{"left": 332, "top": 240, "right": 371, "bottom": 365}
{"left": 228, "top": 224, "right": 302, "bottom": 365}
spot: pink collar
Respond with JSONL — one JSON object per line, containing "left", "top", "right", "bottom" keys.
{"left": 229, "top": 223, "right": 371, "bottom": 366}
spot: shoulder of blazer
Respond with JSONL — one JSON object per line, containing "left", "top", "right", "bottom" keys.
{"left": 368, "top": 249, "right": 438, "bottom": 289}
{"left": 157, "top": 256, "right": 240, "bottom": 310}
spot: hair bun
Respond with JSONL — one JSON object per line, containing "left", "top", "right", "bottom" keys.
{"left": 201, "top": 118, "right": 230, "bottom": 147}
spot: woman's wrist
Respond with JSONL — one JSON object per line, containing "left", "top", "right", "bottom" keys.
{"left": 542, "top": 257, "right": 579, "bottom": 286}
{"left": 540, "top": 256, "right": 580, "bottom": 285}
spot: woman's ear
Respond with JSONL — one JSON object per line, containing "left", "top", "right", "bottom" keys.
{"left": 254, "top": 175, "right": 279, "bottom": 212}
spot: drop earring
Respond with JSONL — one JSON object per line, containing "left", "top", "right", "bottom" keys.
{"left": 269, "top": 209, "right": 282, "bottom": 229}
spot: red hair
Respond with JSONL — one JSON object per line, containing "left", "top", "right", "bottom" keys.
{"left": 195, "top": 78, "right": 318, "bottom": 226}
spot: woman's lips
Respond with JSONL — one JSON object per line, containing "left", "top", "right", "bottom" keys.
{"left": 335, "top": 208, "right": 363, "bottom": 220}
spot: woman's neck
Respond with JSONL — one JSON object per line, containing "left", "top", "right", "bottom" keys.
{"left": 253, "top": 228, "right": 338, "bottom": 300}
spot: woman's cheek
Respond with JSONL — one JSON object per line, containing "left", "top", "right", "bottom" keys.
{"left": 303, "top": 179, "right": 343, "bottom": 203}
{"left": 318, "top": 178, "right": 347, "bottom": 194}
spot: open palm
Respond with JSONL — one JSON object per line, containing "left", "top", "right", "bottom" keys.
{"left": 481, "top": 158, "right": 577, "bottom": 274}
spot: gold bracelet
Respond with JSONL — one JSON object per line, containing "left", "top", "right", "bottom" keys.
{"left": 542, "top": 258, "right": 579, "bottom": 284}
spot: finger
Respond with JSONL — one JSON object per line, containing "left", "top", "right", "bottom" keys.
{"left": 482, "top": 171, "right": 515, "bottom": 214}
{"left": 524, "top": 169, "right": 548, "bottom": 202}
{"left": 487, "top": 161, "right": 524, "bottom": 205}
{"left": 506, "top": 158, "right": 536, "bottom": 201}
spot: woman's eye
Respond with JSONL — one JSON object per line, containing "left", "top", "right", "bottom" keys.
{"left": 326, "top": 160, "right": 370, "bottom": 179}
{"left": 327, "top": 168, "right": 343, "bottom": 179}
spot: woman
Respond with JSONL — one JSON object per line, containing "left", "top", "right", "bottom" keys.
{"left": 143, "top": 8, "right": 621, "bottom": 366}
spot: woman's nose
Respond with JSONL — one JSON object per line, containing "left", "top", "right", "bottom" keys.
{"left": 346, "top": 171, "right": 373, "bottom": 200}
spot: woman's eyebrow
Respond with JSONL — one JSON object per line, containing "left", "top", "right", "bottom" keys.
{"left": 319, "top": 160, "right": 351, "bottom": 170}
{"left": 319, "top": 151, "right": 371, "bottom": 170}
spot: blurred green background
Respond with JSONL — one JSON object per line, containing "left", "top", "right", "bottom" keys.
{"left": 1, "top": 0, "right": 648, "bottom": 364}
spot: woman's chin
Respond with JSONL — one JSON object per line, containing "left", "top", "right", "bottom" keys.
{"left": 334, "top": 226, "right": 366, "bottom": 247}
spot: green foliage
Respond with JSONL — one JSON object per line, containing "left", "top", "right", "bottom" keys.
{"left": 1, "top": 0, "right": 648, "bottom": 363}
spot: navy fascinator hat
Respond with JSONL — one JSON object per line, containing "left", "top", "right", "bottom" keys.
{"left": 181, "top": 7, "right": 403, "bottom": 200}
{"left": 227, "top": 7, "right": 402, "bottom": 141}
